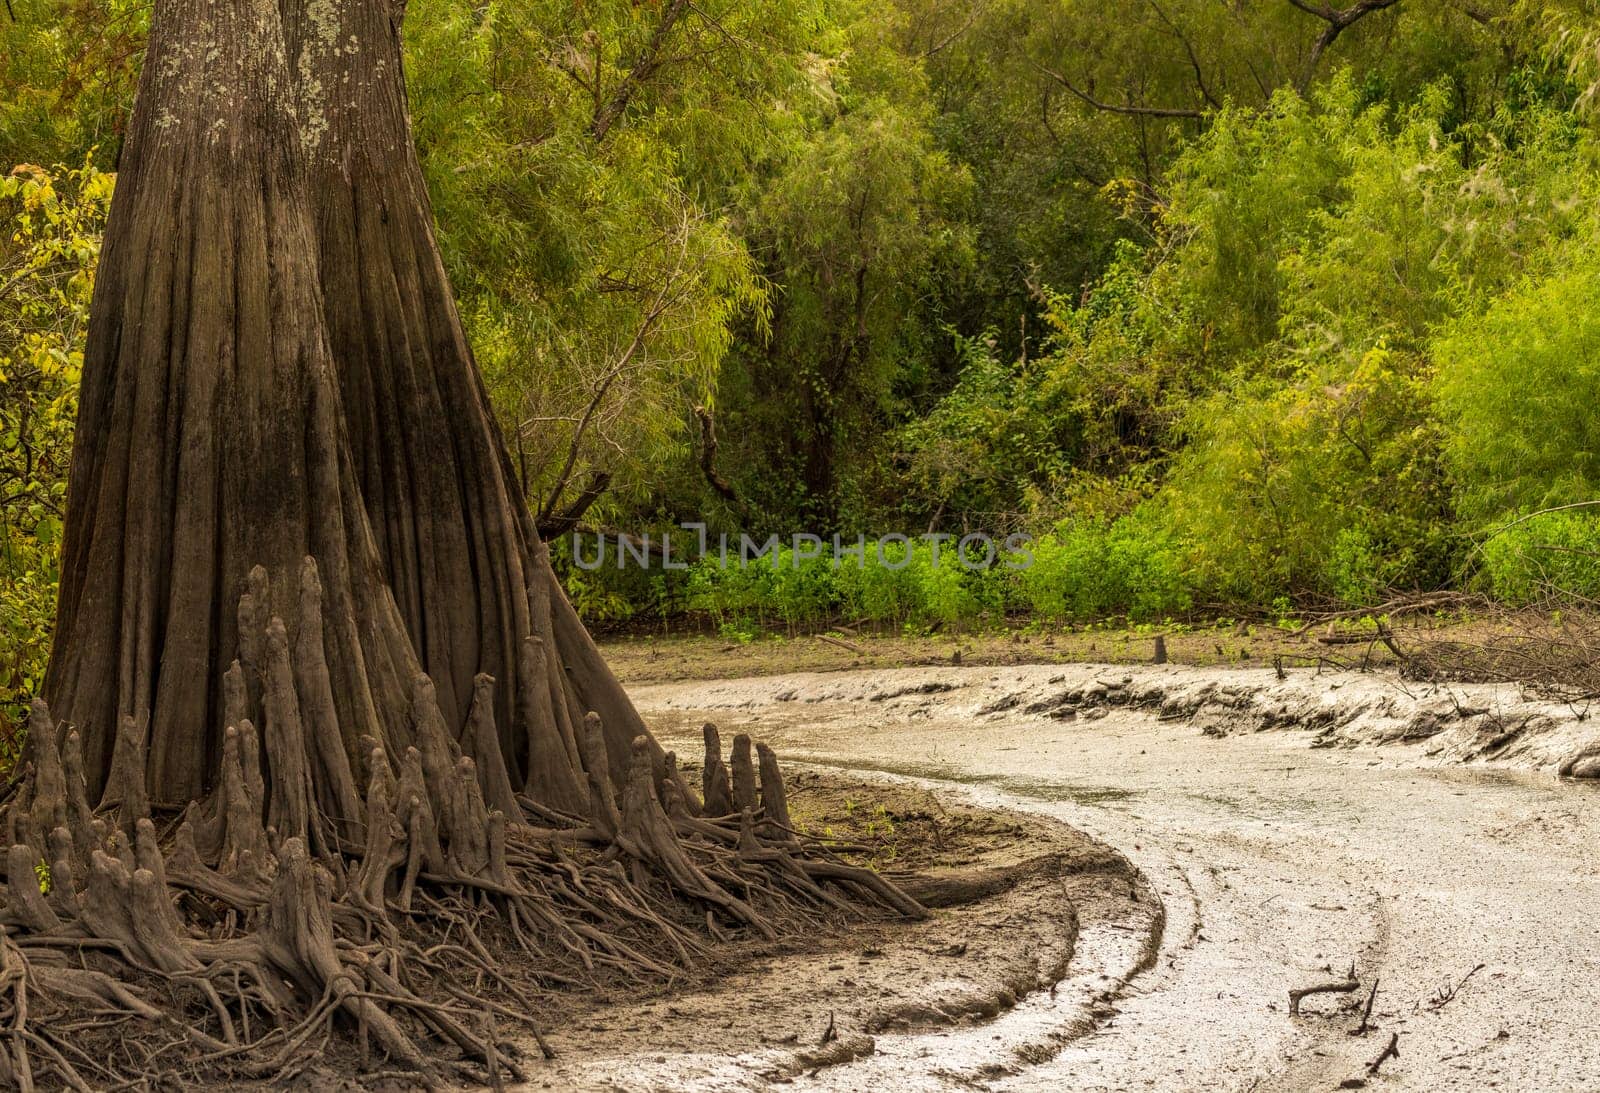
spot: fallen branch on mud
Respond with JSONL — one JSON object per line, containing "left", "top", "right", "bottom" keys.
{"left": 1285, "top": 592, "right": 1483, "bottom": 638}
{"left": 1367, "top": 1031, "right": 1400, "bottom": 1075}
{"left": 1425, "top": 963, "right": 1486, "bottom": 1012}
{"left": 1290, "top": 964, "right": 1360, "bottom": 1015}
{"left": 1350, "top": 976, "right": 1380, "bottom": 1035}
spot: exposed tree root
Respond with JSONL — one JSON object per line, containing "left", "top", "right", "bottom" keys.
{"left": 0, "top": 563, "right": 924, "bottom": 1088}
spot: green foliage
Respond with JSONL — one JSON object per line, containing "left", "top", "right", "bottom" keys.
{"left": 896, "top": 241, "right": 1172, "bottom": 524}
{"left": 1164, "top": 344, "right": 1452, "bottom": 600}
{"left": 404, "top": 0, "right": 785, "bottom": 519}
{"left": 1013, "top": 509, "right": 1190, "bottom": 622}
{"left": 683, "top": 539, "right": 1000, "bottom": 634}
{"left": 1435, "top": 236, "right": 1600, "bottom": 522}
{"left": 1151, "top": 79, "right": 1587, "bottom": 604}
{"left": 0, "top": 0, "right": 146, "bottom": 170}
{"left": 721, "top": 26, "right": 977, "bottom": 522}
{"left": 1480, "top": 510, "right": 1600, "bottom": 604}
{"left": 0, "top": 159, "right": 111, "bottom": 740}
{"left": 14, "top": 0, "right": 1600, "bottom": 645}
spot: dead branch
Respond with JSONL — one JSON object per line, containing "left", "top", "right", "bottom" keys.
{"left": 1029, "top": 59, "right": 1205, "bottom": 119}
{"left": 589, "top": 0, "right": 693, "bottom": 142}
{"left": 817, "top": 633, "right": 865, "bottom": 656}
{"left": 1426, "top": 963, "right": 1485, "bottom": 1011}
{"left": 1367, "top": 1031, "right": 1400, "bottom": 1076}
{"left": 1290, "top": 964, "right": 1359, "bottom": 1015}
{"left": 536, "top": 470, "right": 613, "bottom": 540}
{"left": 1352, "top": 977, "right": 1379, "bottom": 1035}
{"left": 1287, "top": 0, "right": 1404, "bottom": 90}
{"left": 695, "top": 405, "right": 739, "bottom": 504}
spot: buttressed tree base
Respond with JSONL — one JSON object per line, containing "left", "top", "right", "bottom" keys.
{"left": 0, "top": 0, "right": 922, "bottom": 1085}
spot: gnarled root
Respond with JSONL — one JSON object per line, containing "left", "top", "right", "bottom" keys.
{"left": 0, "top": 560, "right": 924, "bottom": 1087}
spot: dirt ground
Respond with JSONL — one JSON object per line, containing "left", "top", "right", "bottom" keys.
{"left": 532, "top": 771, "right": 1154, "bottom": 1090}
{"left": 601, "top": 661, "right": 1600, "bottom": 1091}
{"left": 597, "top": 613, "right": 1513, "bottom": 688}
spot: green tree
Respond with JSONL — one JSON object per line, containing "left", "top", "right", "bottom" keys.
{"left": 722, "top": 23, "right": 975, "bottom": 526}
{"left": 0, "top": 158, "right": 109, "bottom": 745}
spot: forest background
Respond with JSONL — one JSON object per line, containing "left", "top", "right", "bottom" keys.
{"left": 8, "top": 0, "right": 1600, "bottom": 732}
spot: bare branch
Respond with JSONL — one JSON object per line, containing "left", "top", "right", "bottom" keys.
{"left": 534, "top": 211, "right": 706, "bottom": 522}
{"left": 590, "top": 0, "right": 693, "bottom": 143}
{"left": 921, "top": 0, "right": 986, "bottom": 59}
{"left": 1030, "top": 59, "right": 1204, "bottom": 119}
{"left": 1144, "top": 0, "right": 1221, "bottom": 108}
{"left": 536, "top": 470, "right": 613, "bottom": 539}
{"left": 695, "top": 406, "right": 739, "bottom": 503}
{"left": 1289, "top": 0, "right": 1404, "bottom": 91}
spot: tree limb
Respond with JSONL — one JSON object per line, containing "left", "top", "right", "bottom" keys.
{"left": 920, "top": 0, "right": 985, "bottom": 58}
{"left": 695, "top": 405, "right": 739, "bottom": 504}
{"left": 534, "top": 214, "right": 702, "bottom": 525}
{"left": 1144, "top": 0, "right": 1221, "bottom": 108}
{"left": 590, "top": 0, "right": 693, "bottom": 142}
{"left": 1289, "top": 0, "right": 1403, "bottom": 91}
{"left": 536, "top": 470, "right": 613, "bottom": 539}
{"left": 1030, "top": 60, "right": 1205, "bottom": 119}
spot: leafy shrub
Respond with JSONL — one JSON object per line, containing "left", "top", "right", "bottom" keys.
{"left": 1480, "top": 510, "right": 1600, "bottom": 604}
{"left": 1014, "top": 509, "right": 1190, "bottom": 622}
{"left": 1434, "top": 241, "right": 1600, "bottom": 522}
{"left": 684, "top": 544, "right": 838, "bottom": 634}
{"left": 676, "top": 536, "right": 1015, "bottom": 634}
{"left": 1325, "top": 526, "right": 1384, "bottom": 607}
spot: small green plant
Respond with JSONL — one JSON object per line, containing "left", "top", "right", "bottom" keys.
{"left": 717, "top": 619, "right": 758, "bottom": 644}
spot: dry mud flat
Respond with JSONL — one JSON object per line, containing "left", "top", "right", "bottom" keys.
{"left": 572, "top": 662, "right": 1600, "bottom": 1091}
{"left": 537, "top": 774, "right": 1159, "bottom": 1091}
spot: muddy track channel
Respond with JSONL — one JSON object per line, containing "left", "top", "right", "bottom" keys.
{"left": 539, "top": 664, "right": 1600, "bottom": 1092}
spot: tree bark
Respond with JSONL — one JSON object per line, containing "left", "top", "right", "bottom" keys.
{"left": 45, "top": 0, "right": 659, "bottom": 807}
{"left": 284, "top": 0, "right": 651, "bottom": 788}
{"left": 45, "top": 0, "right": 417, "bottom": 806}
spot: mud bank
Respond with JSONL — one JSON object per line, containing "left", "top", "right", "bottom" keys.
{"left": 637, "top": 662, "right": 1600, "bottom": 777}
{"left": 620, "top": 662, "right": 1600, "bottom": 1090}
{"left": 535, "top": 773, "right": 1158, "bottom": 1091}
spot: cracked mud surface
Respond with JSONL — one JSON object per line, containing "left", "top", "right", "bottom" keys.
{"left": 538, "top": 662, "right": 1600, "bottom": 1091}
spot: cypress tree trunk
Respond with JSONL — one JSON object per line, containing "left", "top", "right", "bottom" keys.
{"left": 45, "top": 0, "right": 655, "bottom": 810}
{"left": 283, "top": 0, "right": 651, "bottom": 795}
{"left": 2, "top": 0, "right": 923, "bottom": 1082}
{"left": 44, "top": 0, "right": 417, "bottom": 807}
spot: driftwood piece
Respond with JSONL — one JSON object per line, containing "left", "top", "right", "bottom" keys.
{"left": 1290, "top": 966, "right": 1360, "bottom": 1015}
{"left": 1367, "top": 1031, "right": 1399, "bottom": 1076}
